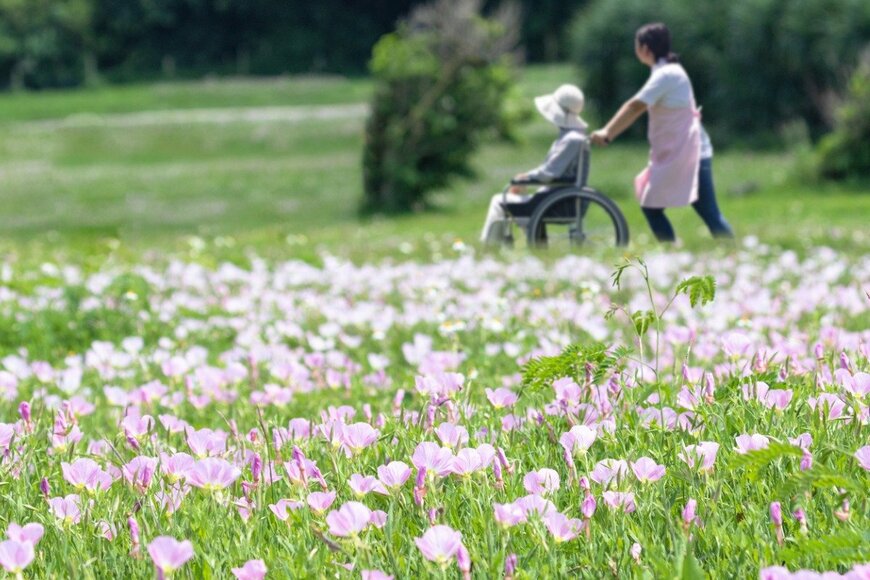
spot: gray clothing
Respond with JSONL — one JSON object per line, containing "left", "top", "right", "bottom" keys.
{"left": 526, "top": 128, "right": 586, "bottom": 182}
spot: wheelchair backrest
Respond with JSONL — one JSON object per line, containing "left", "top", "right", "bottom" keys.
{"left": 574, "top": 137, "right": 591, "bottom": 188}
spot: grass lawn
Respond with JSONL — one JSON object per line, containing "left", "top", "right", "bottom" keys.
{"left": 0, "top": 64, "right": 867, "bottom": 263}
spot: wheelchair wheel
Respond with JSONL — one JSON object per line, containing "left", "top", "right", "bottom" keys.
{"left": 526, "top": 187, "right": 629, "bottom": 249}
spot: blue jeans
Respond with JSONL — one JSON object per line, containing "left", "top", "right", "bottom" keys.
{"left": 642, "top": 158, "right": 734, "bottom": 242}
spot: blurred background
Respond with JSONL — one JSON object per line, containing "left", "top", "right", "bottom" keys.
{"left": 0, "top": 0, "right": 868, "bottom": 257}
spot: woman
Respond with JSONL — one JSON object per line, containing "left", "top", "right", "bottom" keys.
{"left": 480, "top": 84, "right": 588, "bottom": 245}
{"left": 590, "top": 23, "right": 733, "bottom": 242}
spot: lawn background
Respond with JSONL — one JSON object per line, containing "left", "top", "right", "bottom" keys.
{"left": 1, "top": 64, "right": 867, "bottom": 263}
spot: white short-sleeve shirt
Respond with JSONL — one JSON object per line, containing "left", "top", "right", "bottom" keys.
{"left": 634, "top": 59, "right": 694, "bottom": 108}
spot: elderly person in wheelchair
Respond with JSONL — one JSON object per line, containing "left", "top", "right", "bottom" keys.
{"left": 480, "top": 84, "right": 628, "bottom": 249}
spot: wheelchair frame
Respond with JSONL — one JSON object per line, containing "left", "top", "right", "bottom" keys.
{"left": 500, "top": 138, "right": 630, "bottom": 248}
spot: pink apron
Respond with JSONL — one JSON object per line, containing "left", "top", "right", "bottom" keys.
{"left": 634, "top": 97, "right": 701, "bottom": 208}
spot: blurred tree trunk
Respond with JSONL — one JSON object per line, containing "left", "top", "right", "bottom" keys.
{"left": 83, "top": 50, "right": 100, "bottom": 86}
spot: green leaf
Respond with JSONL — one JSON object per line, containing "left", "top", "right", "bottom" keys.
{"left": 676, "top": 276, "right": 717, "bottom": 308}
{"left": 728, "top": 441, "right": 803, "bottom": 481}
{"left": 632, "top": 310, "right": 657, "bottom": 338}
{"left": 781, "top": 530, "right": 870, "bottom": 567}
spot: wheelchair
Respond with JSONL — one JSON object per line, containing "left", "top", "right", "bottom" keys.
{"left": 499, "top": 138, "right": 629, "bottom": 249}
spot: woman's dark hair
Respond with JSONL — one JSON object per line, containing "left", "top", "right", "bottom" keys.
{"left": 636, "top": 22, "right": 679, "bottom": 63}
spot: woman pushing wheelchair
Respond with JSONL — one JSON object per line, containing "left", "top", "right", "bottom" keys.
{"left": 590, "top": 22, "right": 733, "bottom": 242}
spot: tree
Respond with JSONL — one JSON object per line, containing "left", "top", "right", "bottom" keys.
{"left": 362, "top": 0, "right": 521, "bottom": 213}
{"left": 815, "top": 49, "right": 870, "bottom": 180}
{"left": 0, "top": 0, "right": 93, "bottom": 89}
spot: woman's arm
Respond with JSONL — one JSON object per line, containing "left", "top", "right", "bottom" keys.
{"left": 590, "top": 99, "right": 648, "bottom": 145}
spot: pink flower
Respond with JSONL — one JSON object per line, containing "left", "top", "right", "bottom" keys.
{"left": 338, "top": 423, "right": 380, "bottom": 456}
{"left": 269, "top": 499, "right": 304, "bottom": 522}
{"left": 370, "top": 510, "right": 388, "bottom": 529}
{"left": 553, "top": 377, "right": 582, "bottom": 403}
{"left": 679, "top": 442, "right": 719, "bottom": 473}
{"left": 450, "top": 449, "right": 489, "bottom": 477}
{"left": 485, "top": 388, "right": 518, "bottom": 409}
{"left": 414, "top": 373, "right": 464, "bottom": 399}
{"left": 148, "top": 536, "right": 194, "bottom": 575}
{"left": 121, "top": 414, "right": 154, "bottom": 440}
{"left": 559, "top": 425, "right": 597, "bottom": 457}
{"left": 630, "top": 457, "right": 666, "bottom": 483}
{"left": 415, "top": 525, "right": 463, "bottom": 566}
{"left": 839, "top": 370, "right": 870, "bottom": 398}
{"left": 186, "top": 458, "right": 241, "bottom": 491}
{"left": 761, "top": 389, "right": 793, "bottom": 411}
{"left": 0, "top": 540, "right": 34, "bottom": 574}
{"left": 514, "top": 494, "right": 558, "bottom": 519}
{"left": 349, "top": 474, "right": 388, "bottom": 497}
{"left": 232, "top": 559, "right": 267, "bottom": 580}
{"left": 186, "top": 428, "right": 227, "bottom": 458}
{"left": 361, "top": 570, "right": 394, "bottom": 580}
{"left": 411, "top": 442, "right": 455, "bottom": 478}
{"left": 6, "top": 523, "right": 43, "bottom": 546}
{"left": 160, "top": 452, "right": 195, "bottom": 483}
{"left": 48, "top": 494, "right": 82, "bottom": 524}
{"left": 590, "top": 459, "right": 629, "bottom": 486}
{"left": 307, "top": 491, "right": 337, "bottom": 514}
{"left": 122, "top": 456, "right": 158, "bottom": 490}
{"left": 735, "top": 434, "right": 770, "bottom": 454}
{"left": 493, "top": 503, "right": 526, "bottom": 527}
{"left": 789, "top": 433, "right": 812, "bottom": 450}
{"left": 855, "top": 446, "right": 870, "bottom": 471}
{"left": 377, "top": 461, "right": 412, "bottom": 490}
{"left": 326, "top": 501, "right": 373, "bottom": 537}
{"left": 602, "top": 491, "right": 636, "bottom": 513}
{"left": 523, "top": 468, "right": 561, "bottom": 495}
{"left": 435, "top": 423, "right": 469, "bottom": 449}
{"left": 61, "top": 458, "right": 113, "bottom": 492}
{"left": 543, "top": 512, "right": 583, "bottom": 542}
{"left": 808, "top": 394, "right": 847, "bottom": 421}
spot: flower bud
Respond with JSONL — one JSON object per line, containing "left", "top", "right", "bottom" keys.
{"left": 769, "top": 502, "right": 782, "bottom": 526}
{"left": 504, "top": 554, "right": 517, "bottom": 580}
{"left": 39, "top": 477, "right": 51, "bottom": 498}
{"left": 18, "top": 401, "right": 31, "bottom": 425}
{"left": 800, "top": 451, "right": 813, "bottom": 471}
{"left": 631, "top": 542, "right": 642, "bottom": 563}
{"left": 251, "top": 452, "right": 263, "bottom": 484}
{"left": 839, "top": 352, "right": 852, "bottom": 371}
{"left": 392, "top": 389, "right": 405, "bottom": 417}
{"left": 457, "top": 543, "right": 471, "bottom": 579}
{"left": 581, "top": 495, "right": 597, "bottom": 519}
{"left": 128, "top": 517, "right": 140, "bottom": 557}
{"left": 682, "top": 499, "right": 697, "bottom": 528}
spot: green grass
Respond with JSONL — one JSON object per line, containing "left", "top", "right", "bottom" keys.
{"left": 0, "top": 75, "right": 372, "bottom": 122}
{"left": 0, "top": 64, "right": 867, "bottom": 262}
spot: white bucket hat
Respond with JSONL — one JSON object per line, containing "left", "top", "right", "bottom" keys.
{"left": 534, "top": 84, "right": 587, "bottom": 130}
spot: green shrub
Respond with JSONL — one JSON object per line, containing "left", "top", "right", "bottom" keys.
{"left": 361, "top": 0, "right": 520, "bottom": 214}
{"left": 816, "top": 51, "right": 870, "bottom": 180}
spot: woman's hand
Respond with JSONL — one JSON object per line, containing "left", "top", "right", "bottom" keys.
{"left": 590, "top": 130, "right": 611, "bottom": 146}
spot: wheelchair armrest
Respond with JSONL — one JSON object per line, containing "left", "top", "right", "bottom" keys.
{"left": 509, "top": 178, "right": 543, "bottom": 186}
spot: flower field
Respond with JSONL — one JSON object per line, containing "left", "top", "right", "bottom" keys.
{"left": 0, "top": 242, "right": 868, "bottom": 579}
